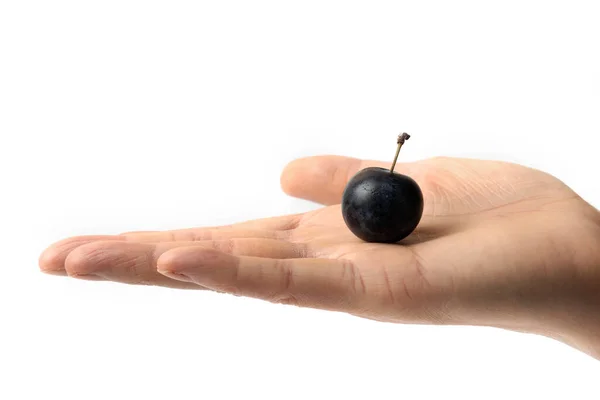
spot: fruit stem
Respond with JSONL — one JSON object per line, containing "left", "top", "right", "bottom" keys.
{"left": 390, "top": 133, "right": 410, "bottom": 173}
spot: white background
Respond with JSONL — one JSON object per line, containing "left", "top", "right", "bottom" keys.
{"left": 1, "top": 1, "right": 599, "bottom": 399}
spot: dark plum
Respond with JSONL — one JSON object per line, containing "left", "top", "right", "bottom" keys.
{"left": 341, "top": 133, "right": 424, "bottom": 243}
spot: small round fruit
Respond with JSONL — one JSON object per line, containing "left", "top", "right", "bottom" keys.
{"left": 342, "top": 167, "right": 424, "bottom": 243}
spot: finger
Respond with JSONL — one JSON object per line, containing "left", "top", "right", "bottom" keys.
{"left": 122, "top": 227, "right": 282, "bottom": 243}
{"left": 280, "top": 155, "right": 422, "bottom": 206}
{"left": 39, "top": 235, "right": 122, "bottom": 275}
{"left": 119, "top": 213, "right": 303, "bottom": 239}
{"left": 64, "top": 239, "right": 304, "bottom": 289}
{"left": 40, "top": 214, "right": 304, "bottom": 274}
{"left": 211, "top": 213, "right": 303, "bottom": 231}
{"left": 157, "top": 248, "right": 370, "bottom": 311}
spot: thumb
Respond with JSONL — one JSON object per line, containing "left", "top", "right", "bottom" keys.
{"left": 280, "top": 155, "right": 421, "bottom": 205}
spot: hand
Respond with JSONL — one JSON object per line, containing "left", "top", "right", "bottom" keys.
{"left": 40, "top": 156, "right": 600, "bottom": 358}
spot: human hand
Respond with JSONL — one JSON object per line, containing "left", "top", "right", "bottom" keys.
{"left": 40, "top": 156, "right": 600, "bottom": 357}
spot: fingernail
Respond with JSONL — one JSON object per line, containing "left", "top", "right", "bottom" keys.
{"left": 70, "top": 273, "right": 105, "bottom": 281}
{"left": 40, "top": 267, "right": 67, "bottom": 276}
{"left": 158, "top": 269, "right": 194, "bottom": 283}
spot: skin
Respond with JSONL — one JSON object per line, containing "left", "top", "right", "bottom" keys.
{"left": 39, "top": 155, "right": 600, "bottom": 359}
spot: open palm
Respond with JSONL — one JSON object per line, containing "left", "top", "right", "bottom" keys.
{"left": 40, "top": 155, "right": 598, "bottom": 333}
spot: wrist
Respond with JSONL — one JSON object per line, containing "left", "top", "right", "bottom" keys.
{"left": 550, "top": 202, "right": 600, "bottom": 359}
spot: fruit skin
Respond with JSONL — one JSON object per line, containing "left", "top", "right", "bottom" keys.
{"left": 341, "top": 167, "right": 424, "bottom": 243}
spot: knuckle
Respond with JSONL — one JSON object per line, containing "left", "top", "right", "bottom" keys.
{"left": 263, "top": 260, "right": 301, "bottom": 306}
{"left": 191, "top": 229, "right": 213, "bottom": 241}
{"left": 340, "top": 259, "right": 366, "bottom": 297}
{"left": 274, "top": 259, "right": 294, "bottom": 291}
{"left": 213, "top": 239, "right": 237, "bottom": 254}
{"left": 293, "top": 242, "right": 310, "bottom": 258}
